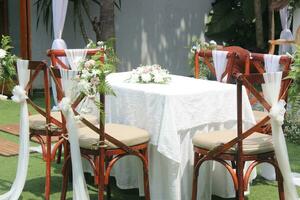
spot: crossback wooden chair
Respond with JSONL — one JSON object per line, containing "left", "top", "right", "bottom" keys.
{"left": 49, "top": 49, "right": 151, "bottom": 200}
{"left": 23, "top": 61, "right": 65, "bottom": 200}
{"left": 191, "top": 71, "right": 292, "bottom": 200}
{"left": 194, "top": 50, "right": 237, "bottom": 83}
{"left": 244, "top": 53, "right": 292, "bottom": 126}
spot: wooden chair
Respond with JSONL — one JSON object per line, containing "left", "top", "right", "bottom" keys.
{"left": 245, "top": 53, "right": 292, "bottom": 124}
{"left": 191, "top": 71, "right": 292, "bottom": 200}
{"left": 24, "top": 61, "right": 65, "bottom": 200}
{"left": 49, "top": 50, "right": 151, "bottom": 200}
{"left": 194, "top": 50, "right": 237, "bottom": 83}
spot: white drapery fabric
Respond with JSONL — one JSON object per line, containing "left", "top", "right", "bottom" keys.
{"left": 0, "top": 60, "right": 30, "bottom": 200}
{"left": 59, "top": 68, "right": 90, "bottom": 200}
{"left": 65, "top": 49, "right": 88, "bottom": 70}
{"left": 262, "top": 72, "right": 299, "bottom": 200}
{"left": 279, "top": 6, "right": 294, "bottom": 54}
{"left": 264, "top": 54, "right": 281, "bottom": 72}
{"left": 212, "top": 50, "right": 228, "bottom": 82}
{"left": 51, "top": 0, "right": 69, "bottom": 107}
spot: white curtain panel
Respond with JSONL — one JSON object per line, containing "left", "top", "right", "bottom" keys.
{"left": 59, "top": 69, "right": 90, "bottom": 200}
{"left": 264, "top": 54, "right": 281, "bottom": 73}
{"left": 51, "top": 0, "right": 69, "bottom": 108}
{"left": 65, "top": 49, "right": 88, "bottom": 70}
{"left": 212, "top": 50, "right": 228, "bottom": 82}
{"left": 279, "top": 6, "right": 294, "bottom": 54}
{"left": 0, "top": 60, "right": 30, "bottom": 200}
{"left": 262, "top": 72, "right": 299, "bottom": 200}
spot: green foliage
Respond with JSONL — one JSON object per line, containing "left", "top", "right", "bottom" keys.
{"left": 288, "top": 45, "right": 300, "bottom": 115}
{"left": 205, "top": 0, "right": 274, "bottom": 51}
{"left": 0, "top": 35, "right": 17, "bottom": 88}
{"left": 285, "top": 112, "right": 300, "bottom": 144}
{"left": 188, "top": 38, "right": 219, "bottom": 79}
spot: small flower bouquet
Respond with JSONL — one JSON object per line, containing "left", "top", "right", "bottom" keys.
{"left": 76, "top": 40, "right": 117, "bottom": 98}
{"left": 0, "top": 35, "right": 17, "bottom": 100}
{"left": 128, "top": 64, "right": 171, "bottom": 84}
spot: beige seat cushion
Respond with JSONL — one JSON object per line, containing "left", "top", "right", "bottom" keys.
{"left": 192, "top": 130, "right": 273, "bottom": 155}
{"left": 253, "top": 110, "right": 268, "bottom": 122}
{"left": 29, "top": 112, "right": 98, "bottom": 131}
{"left": 78, "top": 123, "right": 150, "bottom": 149}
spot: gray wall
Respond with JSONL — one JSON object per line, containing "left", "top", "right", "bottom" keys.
{"left": 8, "top": 0, "right": 213, "bottom": 87}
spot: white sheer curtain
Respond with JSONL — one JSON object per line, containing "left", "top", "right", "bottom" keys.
{"left": 51, "top": 0, "right": 69, "bottom": 108}
{"left": 59, "top": 69, "right": 90, "bottom": 200}
{"left": 0, "top": 60, "right": 30, "bottom": 200}
{"left": 262, "top": 72, "right": 299, "bottom": 200}
{"left": 279, "top": 6, "right": 294, "bottom": 54}
{"left": 212, "top": 50, "right": 228, "bottom": 82}
{"left": 65, "top": 49, "right": 88, "bottom": 70}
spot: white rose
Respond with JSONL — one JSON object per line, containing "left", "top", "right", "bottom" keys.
{"left": 78, "top": 80, "right": 90, "bottom": 93}
{"left": 0, "top": 49, "right": 7, "bottom": 59}
{"left": 153, "top": 73, "right": 164, "bottom": 83}
{"left": 81, "top": 69, "right": 91, "bottom": 79}
{"left": 141, "top": 73, "right": 152, "bottom": 83}
{"left": 130, "top": 73, "right": 140, "bottom": 83}
{"left": 209, "top": 40, "right": 217, "bottom": 46}
{"left": 97, "top": 41, "right": 104, "bottom": 47}
{"left": 84, "top": 59, "right": 96, "bottom": 69}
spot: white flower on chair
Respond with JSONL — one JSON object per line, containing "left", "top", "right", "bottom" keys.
{"left": 0, "top": 49, "right": 7, "bottom": 59}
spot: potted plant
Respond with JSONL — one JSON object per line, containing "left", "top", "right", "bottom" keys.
{"left": 0, "top": 35, "right": 17, "bottom": 100}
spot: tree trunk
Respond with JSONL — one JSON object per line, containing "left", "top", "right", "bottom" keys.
{"left": 99, "top": 0, "right": 115, "bottom": 41}
{"left": 254, "top": 0, "right": 264, "bottom": 49}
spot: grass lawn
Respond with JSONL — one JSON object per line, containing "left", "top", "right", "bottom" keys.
{"left": 0, "top": 97, "right": 299, "bottom": 200}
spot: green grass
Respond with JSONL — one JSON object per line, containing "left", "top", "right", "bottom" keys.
{"left": 0, "top": 97, "right": 300, "bottom": 199}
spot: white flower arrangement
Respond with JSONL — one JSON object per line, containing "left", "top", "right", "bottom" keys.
{"left": 128, "top": 64, "right": 171, "bottom": 84}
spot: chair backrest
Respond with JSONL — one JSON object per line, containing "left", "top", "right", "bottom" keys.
{"left": 23, "top": 61, "right": 62, "bottom": 129}
{"left": 194, "top": 50, "right": 236, "bottom": 83}
{"left": 208, "top": 71, "right": 292, "bottom": 158}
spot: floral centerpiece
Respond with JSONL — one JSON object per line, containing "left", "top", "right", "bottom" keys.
{"left": 188, "top": 38, "right": 222, "bottom": 79}
{"left": 128, "top": 64, "right": 171, "bottom": 84}
{"left": 0, "top": 35, "right": 17, "bottom": 100}
{"left": 76, "top": 40, "right": 117, "bottom": 120}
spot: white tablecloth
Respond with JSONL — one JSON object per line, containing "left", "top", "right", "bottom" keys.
{"left": 83, "top": 72, "right": 256, "bottom": 200}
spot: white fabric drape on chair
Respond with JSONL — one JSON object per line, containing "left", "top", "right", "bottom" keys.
{"left": 262, "top": 72, "right": 299, "bottom": 200}
{"left": 212, "top": 50, "right": 228, "bottom": 82}
{"left": 59, "top": 69, "right": 90, "bottom": 200}
{"left": 260, "top": 54, "right": 281, "bottom": 180}
{"left": 0, "top": 60, "right": 30, "bottom": 200}
{"left": 51, "top": 0, "right": 69, "bottom": 107}
{"left": 279, "top": 6, "right": 294, "bottom": 54}
{"left": 65, "top": 49, "right": 88, "bottom": 70}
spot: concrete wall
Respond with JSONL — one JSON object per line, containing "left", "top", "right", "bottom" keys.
{"left": 8, "top": 0, "right": 213, "bottom": 87}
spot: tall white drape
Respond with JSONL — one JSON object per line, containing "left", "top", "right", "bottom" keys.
{"left": 59, "top": 68, "right": 90, "bottom": 200}
{"left": 51, "top": 0, "right": 69, "bottom": 107}
{"left": 0, "top": 60, "right": 30, "bottom": 200}
{"left": 65, "top": 49, "right": 88, "bottom": 70}
{"left": 279, "top": 6, "right": 294, "bottom": 54}
{"left": 262, "top": 72, "right": 299, "bottom": 200}
{"left": 212, "top": 50, "right": 228, "bottom": 82}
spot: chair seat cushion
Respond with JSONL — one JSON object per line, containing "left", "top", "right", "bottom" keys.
{"left": 29, "top": 112, "right": 98, "bottom": 132}
{"left": 192, "top": 130, "right": 273, "bottom": 155}
{"left": 78, "top": 123, "right": 150, "bottom": 149}
{"left": 253, "top": 110, "right": 268, "bottom": 122}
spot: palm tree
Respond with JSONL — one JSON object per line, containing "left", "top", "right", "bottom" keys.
{"left": 36, "top": 0, "right": 121, "bottom": 43}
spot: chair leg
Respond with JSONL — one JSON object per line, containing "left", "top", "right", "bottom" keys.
{"left": 276, "top": 165, "right": 285, "bottom": 200}
{"left": 141, "top": 148, "right": 151, "bottom": 200}
{"left": 105, "top": 158, "right": 112, "bottom": 200}
{"left": 45, "top": 135, "right": 52, "bottom": 200}
{"left": 61, "top": 156, "right": 71, "bottom": 200}
{"left": 98, "top": 148, "right": 105, "bottom": 200}
{"left": 236, "top": 161, "right": 245, "bottom": 200}
{"left": 192, "top": 152, "right": 200, "bottom": 200}
{"left": 56, "top": 141, "right": 62, "bottom": 164}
